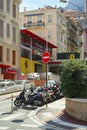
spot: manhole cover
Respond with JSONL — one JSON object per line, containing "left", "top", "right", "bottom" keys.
{"left": 12, "top": 119, "right": 23, "bottom": 123}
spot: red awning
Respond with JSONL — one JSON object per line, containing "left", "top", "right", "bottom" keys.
{"left": 21, "top": 29, "right": 57, "bottom": 48}
{"left": 0, "top": 64, "right": 10, "bottom": 68}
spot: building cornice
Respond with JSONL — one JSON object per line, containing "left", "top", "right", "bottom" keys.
{"left": 13, "top": 0, "right": 22, "bottom": 4}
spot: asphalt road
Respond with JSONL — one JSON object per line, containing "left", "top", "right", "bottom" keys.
{"left": 0, "top": 94, "right": 61, "bottom": 130}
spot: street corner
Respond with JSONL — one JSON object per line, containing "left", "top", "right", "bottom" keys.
{"left": 55, "top": 109, "right": 87, "bottom": 126}
{"left": 35, "top": 107, "right": 63, "bottom": 122}
{"left": 51, "top": 109, "right": 87, "bottom": 130}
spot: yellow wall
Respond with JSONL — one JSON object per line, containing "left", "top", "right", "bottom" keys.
{"left": 20, "top": 57, "right": 46, "bottom": 74}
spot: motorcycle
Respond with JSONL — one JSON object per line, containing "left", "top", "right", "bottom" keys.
{"left": 51, "top": 83, "right": 61, "bottom": 99}
{"left": 14, "top": 88, "right": 45, "bottom": 107}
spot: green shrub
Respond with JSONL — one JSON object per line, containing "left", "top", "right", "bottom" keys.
{"left": 61, "top": 60, "right": 87, "bottom": 98}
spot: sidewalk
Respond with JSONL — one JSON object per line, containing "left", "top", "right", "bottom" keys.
{"left": 35, "top": 98, "right": 87, "bottom": 130}
{"left": 0, "top": 91, "right": 20, "bottom": 101}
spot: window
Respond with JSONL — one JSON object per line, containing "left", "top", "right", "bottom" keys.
{"left": 48, "top": 30, "right": 52, "bottom": 39}
{"left": 37, "top": 15, "right": 42, "bottom": 23}
{"left": 27, "top": 16, "right": 32, "bottom": 23}
{"left": 13, "top": 26, "right": 16, "bottom": 43}
{"left": 47, "top": 14, "right": 52, "bottom": 22}
{"left": 0, "top": 0, "right": 3, "bottom": 10}
{"left": 21, "top": 48, "right": 30, "bottom": 59}
{"left": 7, "top": 23, "right": 10, "bottom": 38}
{"left": 12, "top": 50, "right": 16, "bottom": 65}
{"left": 0, "top": 19, "right": 3, "bottom": 37}
{"left": 6, "top": 48, "right": 10, "bottom": 62}
{"left": 6, "top": 0, "right": 10, "bottom": 12}
{"left": 13, "top": 4, "right": 16, "bottom": 18}
{"left": 0, "top": 46, "right": 3, "bottom": 62}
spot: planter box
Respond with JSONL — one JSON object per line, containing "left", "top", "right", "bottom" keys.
{"left": 66, "top": 98, "right": 87, "bottom": 121}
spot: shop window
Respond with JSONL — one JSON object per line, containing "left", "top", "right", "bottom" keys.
{"left": 12, "top": 50, "right": 16, "bottom": 65}
{"left": 0, "top": 19, "right": 3, "bottom": 37}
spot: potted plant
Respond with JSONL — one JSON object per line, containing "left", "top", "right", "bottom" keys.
{"left": 61, "top": 60, "right": 87, "bottom": 121}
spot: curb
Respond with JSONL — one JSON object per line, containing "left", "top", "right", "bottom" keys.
{"left": 0, "top": 92, "right": 19, "bottom": 101}
{"left": 33, "top": 106, "right": 60, "bottom": 129}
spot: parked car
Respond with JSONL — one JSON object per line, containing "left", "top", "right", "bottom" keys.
{"left": 44, "top": 80, "right": 56, "bottom": 88}
{"left": 0, "top": 80, "right": 17, "bottom": 94}
{"left": 27, "top": 72, "right": 40, "bottom": 80}
{"left": 14, "top": 80, "right": 31, "bottom": 90}
{"left": 40, "top": 72, "right": 55, "bottom": 80}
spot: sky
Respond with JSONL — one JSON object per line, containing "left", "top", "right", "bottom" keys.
{"left": 19, "top": 0, "right": 68, "bottom": 12}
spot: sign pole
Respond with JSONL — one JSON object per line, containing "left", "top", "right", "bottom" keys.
{"left": 42, "top": 51, "right": 50, "bottom": 108}
{"left": 46, "top": 63, "right": 48, "bottom": 108}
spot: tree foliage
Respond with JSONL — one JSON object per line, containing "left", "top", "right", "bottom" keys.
{"left": 61, "top": 60, "right": 87, "bottom": 98}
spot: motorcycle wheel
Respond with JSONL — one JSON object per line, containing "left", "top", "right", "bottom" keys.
{"left": 14, "top": 99, "right": 22, "bottom": 107}
{"left": 34, "top": 99, "right": 44, "bottom": 107}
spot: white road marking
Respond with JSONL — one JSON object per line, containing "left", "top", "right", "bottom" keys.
{"left": 16, "top": 129, "right": 25, "bottom": 130}
{"left": 21, "top": 123, "right": 58, "bottom": 130}
{"left": 21, "top": 124, "right": 39, "bottom": 128}
{"left": 0, "top": 113, "right": 25, "bottom": 121}
{"left": 0, "top": 126, "right": 9, "bottom": 130}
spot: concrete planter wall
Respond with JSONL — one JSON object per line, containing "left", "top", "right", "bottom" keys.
{"left": 66, "top": 98, "right": 87, "bottom": 121}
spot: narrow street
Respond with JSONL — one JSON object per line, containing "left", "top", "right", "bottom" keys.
{"left": 0, "top": 92, "right": 64, "bottom": 130}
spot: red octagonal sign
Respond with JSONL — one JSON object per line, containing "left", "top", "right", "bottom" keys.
{"left": 42, "top": 51, "right": 50, "bottom": 63}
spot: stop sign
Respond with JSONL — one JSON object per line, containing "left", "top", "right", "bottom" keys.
{"left": 42, "top": 51, "right": 50, "bottom": 63}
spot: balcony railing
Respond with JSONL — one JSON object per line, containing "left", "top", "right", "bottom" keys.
{"left": 24, "top": 22, "right": 45, "bottom": 28}
{"left": 68, "top": 37, "right": 78, "bottom": 46}
{"left": 68, "top": 23, "right": 77, "bottom": 32}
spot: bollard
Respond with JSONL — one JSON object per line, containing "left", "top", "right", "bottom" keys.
{"left": 11, "top": 95, "right": 13, "bottom": 112}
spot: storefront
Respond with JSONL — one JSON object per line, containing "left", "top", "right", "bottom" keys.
{"left": 0, "top": 64, "right": 10, "bottom": 79}
{"left": 20, "top": 29, "right": 57, "bottom": 75}
{"left": 0, "top": 64, "right": 19, "bottom": 80}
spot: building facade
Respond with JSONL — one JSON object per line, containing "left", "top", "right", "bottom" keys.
{"left": 63, "top": 10, "right": 87, "bottom": 60}
{"left": 19, "top": 6, "right": 83, "bottom": 75}
{"left": 20, "top": 29, "right": 57, "bottom": 75}
{"left": 19, "top": 6, "right": 68, "bottom": 62}
{"left": 0, "top": 0, "right": 21, "bottom": 80}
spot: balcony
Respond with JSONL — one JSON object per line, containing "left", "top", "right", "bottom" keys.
{"left": 68, "top": 23, "right": 77, "bottom": 33}
{"left": 68, "top": 37, "right": 78, "bottom": 46}
{"left": 24, "top": 21, "right": 45, "bottom": 28}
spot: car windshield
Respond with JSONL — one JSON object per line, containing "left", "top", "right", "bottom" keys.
{"left": 0, "top": 82, "right": 6, "bottom": 89}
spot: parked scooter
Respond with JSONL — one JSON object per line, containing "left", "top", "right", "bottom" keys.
{"left": 14, "top": 87, "right": 45, "bottom": 107}
{"left": 51, "top": 83, "right": 61, "bottom": 99}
